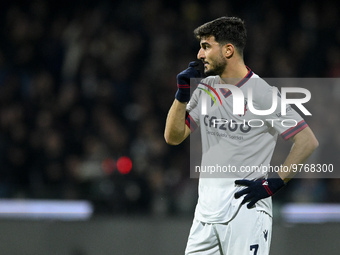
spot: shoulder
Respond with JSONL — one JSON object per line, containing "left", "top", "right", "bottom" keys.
{"left": 247, "top": 72, "right": 275, "bottom": 96}
{"left": 188, "top": 76, "right": 219, "bottom": 109}
{"left": 249, "top": 72, "right": 270, "bottom": 89}
{"left": 245, "top": 72, "right": 280, "bottom": 110}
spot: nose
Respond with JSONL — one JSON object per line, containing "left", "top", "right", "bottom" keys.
{"left": 197, "top": 48, "right": 205, "bottom": 60}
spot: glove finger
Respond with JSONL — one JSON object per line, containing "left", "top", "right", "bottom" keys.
{"left": 234, "top": 187, "right": 251, "bottom": 199}
{"left": 241, "top": 193, "right": 254, "bottom": 205}
{"left": 235, "top": 179, "right": 253, "bottom": 186}
{"left": 188, "top": 61, "right": 200, "bottom": 68}
{"left": 188, "top": 67, "right": 200, "bottom": 79}
{"left": 177, "top": 69, "right": 199, "bottom": 84}
{"left": 247, "top": 198, "right": 259, "bottom": 209}
{"left": 190, "top": 61, "right": 205, "bottom": 78}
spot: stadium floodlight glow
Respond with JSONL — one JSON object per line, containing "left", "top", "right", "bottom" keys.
{"left": 0, "top": 199, "right": 93, "bottom": 220}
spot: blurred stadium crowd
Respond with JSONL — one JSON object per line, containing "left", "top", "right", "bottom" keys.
{"left": 0, "top": 0, "right": 339, "bottom": 215}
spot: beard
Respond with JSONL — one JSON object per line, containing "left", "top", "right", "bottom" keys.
{"left": 204, "top": 51, "right": 227, "bottom": 76}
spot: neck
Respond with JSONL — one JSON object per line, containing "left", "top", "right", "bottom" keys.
{"left": 220, "top": 60, "right": 248, "bottom": 85}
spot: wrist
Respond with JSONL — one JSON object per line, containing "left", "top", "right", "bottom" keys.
{"left": 274, "top": 171, "right": 290, "bottom": 184}
{"left": 175, "top": 88, "right": 190, "bottom": 102}
{"left": 267, "top": 177, "right": 285, "bottom": 195}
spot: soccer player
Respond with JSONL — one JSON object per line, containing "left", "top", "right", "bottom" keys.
{"left": 164, "top": 17, "right": 319, "bottom": 255}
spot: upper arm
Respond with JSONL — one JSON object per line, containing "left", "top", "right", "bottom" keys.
{"left": 291, "top": 126, "right": 319, "bottom": 149}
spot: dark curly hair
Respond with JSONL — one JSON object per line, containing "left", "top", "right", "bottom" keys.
{"left": 194, "top": 17, "right": 247, "bottom": 55}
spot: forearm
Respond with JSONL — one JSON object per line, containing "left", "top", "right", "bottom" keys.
{"left": 278, "top": 127, "right": 319, "bottom": 182}
{"left": 164, "top": 99, "right": 189, "bottom": 145}
{"left": 164, "top": 61, "right": 201, "bottom": 145}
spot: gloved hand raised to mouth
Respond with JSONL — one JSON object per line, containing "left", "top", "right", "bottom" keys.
{"left": 175, "top": 61, "right": 205, "bottom": 103}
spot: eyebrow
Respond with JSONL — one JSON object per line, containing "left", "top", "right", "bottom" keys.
{"left": 201, "top": 42, "right": 210, "bottom": 48}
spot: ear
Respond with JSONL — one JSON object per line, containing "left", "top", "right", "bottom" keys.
{"left": 223, "top": 43, "right": 234, "bottom": 58}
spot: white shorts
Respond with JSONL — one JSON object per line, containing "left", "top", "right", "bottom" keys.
{"left": 185, "top": 206, "right": 272, "bottom": 255}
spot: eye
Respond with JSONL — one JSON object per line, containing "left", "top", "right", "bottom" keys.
{"left": 202, "top": 44, "right": 209, "bottom": 50}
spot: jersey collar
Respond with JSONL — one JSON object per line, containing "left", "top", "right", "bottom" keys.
{"left": 220, "top": 67, "right": 253, "bottom": 98}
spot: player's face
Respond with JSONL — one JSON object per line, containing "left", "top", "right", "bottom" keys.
{"left": 197, "top": 36, "right": 227, "bottom": 76}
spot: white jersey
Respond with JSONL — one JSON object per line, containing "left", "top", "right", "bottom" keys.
{"left": 185, "top": 68, "right": 307, "bottom": 223}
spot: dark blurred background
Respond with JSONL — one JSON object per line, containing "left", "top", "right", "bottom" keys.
{"left": 0, "top": 0, "right": 339, "bottom": 217}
